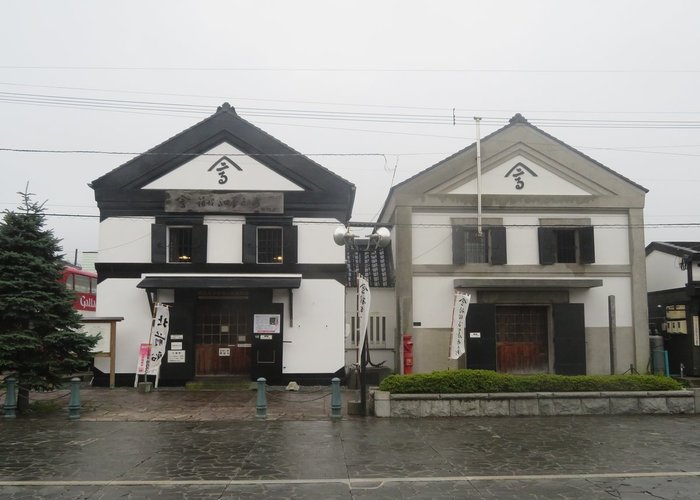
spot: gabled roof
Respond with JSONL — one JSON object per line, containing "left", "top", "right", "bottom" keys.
{"left": 91, "top": 103, "right": 355, "bottom": 221}
{"left": 377, "top": 114, "right": 647, "bottom": 222}
{"left": 646, "top": 241, "right": 700, "bottom": 258}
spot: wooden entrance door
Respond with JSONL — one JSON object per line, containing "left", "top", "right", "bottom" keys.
{"left": 495, "top": 306, "right": 548, "bottom": 374}
{"left": 195, "top": 300, "right": 251, "bottom": 376}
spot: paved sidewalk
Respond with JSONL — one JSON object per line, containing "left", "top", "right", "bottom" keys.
{"left": 8, "top": 385, "right": 358, "bottom": 421}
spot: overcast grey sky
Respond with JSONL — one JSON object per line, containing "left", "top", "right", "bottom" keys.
{"left": 1, "top": 0, "right": 699, "bottom": 264}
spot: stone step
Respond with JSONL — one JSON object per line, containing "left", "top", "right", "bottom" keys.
{"left": 186, "top": 377, "right": 255, "bottom": 391}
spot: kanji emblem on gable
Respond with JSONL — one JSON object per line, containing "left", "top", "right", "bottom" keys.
{"left": 445, "top": 156, "right": 592, "bottom": 196}
{"left": 207, "top": 156, "right": 242, "bottom": 185}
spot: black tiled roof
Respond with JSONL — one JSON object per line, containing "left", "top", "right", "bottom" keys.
{"left": 345, "top": 245, "right": 394, "bottom": 288}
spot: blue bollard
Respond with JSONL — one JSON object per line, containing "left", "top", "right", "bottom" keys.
{"left": 256, "top": 377, "right": 267, "bottom": 420}
{"left": 331, "top": 377, "right": 342, "bottom": 420}
{"left": 68, "top": 377, "right": 81, "bottom": 420}
{"left": 3, "top": 376, "right": 17, "bottom": 419}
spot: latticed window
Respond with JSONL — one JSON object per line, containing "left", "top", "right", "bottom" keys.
{"left": 464, "top": 229, "right": 488, "bottom": 263}
{"left": 554, "top": 229, "right": 577, "bottom": 263}
{"left": 168, "top": 227, "right": 193, "bottom": 263}
{"left": 257, "top": 227, "right": 283, "bottom": 264}
{"left": 452, "top": 225, "right": 507, "bottom": 265}
{"left": 349, "top": 315, "right": 388, "bottom": 348}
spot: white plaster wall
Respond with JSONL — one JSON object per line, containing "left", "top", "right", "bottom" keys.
{"left": 97, "top": 218, "right": 154, "bottom": 263}
{"left": 646, "top": 251, "right": 687, "bottom": 292}
{"left": 412, "top": 276, "right": 462, "bottom": 329}
{"left": 273, "top": 279, "right": 345, "bottom": 374}
{"left": 205, "top": 216, "right": 243, "bottom": 263}
{"left": 411, "top": 213, "right": 452, "bottom": 265}
{"left": 570, "top": 277, "right": 633, "bottom": 327}
{"left": 411, "top": 211, "right": 630, "bottom": 266}
{"left": 94, "top": 278, "right": 153, "bottom": 374}
{"left": 142, "top": 142, "right": 303, "bottom": 191}
{"left": 591, "top": 215, "right": 630, "bottom": 264}
{"left": 297, "top": 220, "right": 345, "bottom": 264}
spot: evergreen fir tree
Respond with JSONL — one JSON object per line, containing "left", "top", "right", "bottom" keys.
{"left": 0, "top": 187, "right": 97, "bottom": 412}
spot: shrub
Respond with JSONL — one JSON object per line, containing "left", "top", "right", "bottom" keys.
{"left": 377, "top": 369, "right": 683, "bottom": 394}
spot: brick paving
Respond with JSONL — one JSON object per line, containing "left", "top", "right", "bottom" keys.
{"left": 2, "top": 386, "right": 700, "bottom": 498}
{"left": 10, "top": 384, "right": 356, "bottom": 421}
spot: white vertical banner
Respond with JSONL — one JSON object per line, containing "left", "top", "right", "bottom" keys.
{"left": 357, "top": 274, "right": 371, "bottom": 364}
{"left": 449, "top": 293, "right": 471, "bottom": 360}
{"left": 147, "top": 303, "right": 170, "bottom": 375}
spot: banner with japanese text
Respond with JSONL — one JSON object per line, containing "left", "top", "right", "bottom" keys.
{"left": 357, "top": 274, "right": 371, "bottom": 364}
{"left": 147, "top": 303, "right": 170, "bottom": 375}
{"left": 449, "top": 293, "right": 471, "bottom": 360}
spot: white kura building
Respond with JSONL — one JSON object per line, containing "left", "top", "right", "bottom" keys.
{"left": 378, "top": 114, "right": 650, "bottom": 375}
{"left": 90, "top": 103, "right": 355, "bottom": 386}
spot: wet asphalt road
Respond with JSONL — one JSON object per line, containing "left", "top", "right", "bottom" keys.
{"left": 1, "top": 415, "right": 699, "bottom": 499}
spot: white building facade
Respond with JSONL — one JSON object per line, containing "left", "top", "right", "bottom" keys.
{"left": 90, "top": 103, "right": 355, "bottom": 385}
{"left": 378, "top": 114, "right": 650, "bottom": 375}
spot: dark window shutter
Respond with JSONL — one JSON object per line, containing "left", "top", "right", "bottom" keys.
{"left": 452, "top": 226, "right": 466, "bottom": 265}
{"left": 151, "top": 224, "right": 167, "bottom": 263}
{"left": 191, "top": 225, "right": 208, "bottom": 264}
{"left": 242, "top": 224, "right": 257, "bottom": 263}
{"left": 464, "top": 303, "right": 497, "bottom": 371}
{"left": 579, "top": 226, "right": 595, "bottom": 264}
{"left": 553, "top": 303, "right": 587, "bottom": 375}
{"left": 283, "top": 225, "right": 298, "bottom": 264}
{"left": 538, "top": 227, "right": 556, "bottom": 265}
{"left": 490, "top": 226, "right": 507, "bottom": 265}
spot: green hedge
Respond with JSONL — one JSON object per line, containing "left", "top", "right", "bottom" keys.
{"left": 377, "top": 369, "right": 683, "bottom": 394}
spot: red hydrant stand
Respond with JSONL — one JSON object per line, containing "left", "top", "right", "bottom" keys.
{"left": 403, "top": 334, "right": 414, "bottom": 374}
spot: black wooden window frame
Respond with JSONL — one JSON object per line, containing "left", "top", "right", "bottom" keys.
{"left": 243, "top": 217, "right": 298, "bottom": 265}
{"left": 452, "top": 225, "right": 507, "bottom": 265}
{"left": 256, "top": 226, "right": 284, "bottom": 264}
{"left": 168, "top": 226, "right": 194, "bottom": 263}
{"left": 151, "top": 217, "right": 208, "bottom": 264}
{"left": 538, "top": 226, "right": 595, "bottom": 265}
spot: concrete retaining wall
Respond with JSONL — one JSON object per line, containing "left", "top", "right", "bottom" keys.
{"left": 373, "top": 389, "right": 700, "bottom": 418}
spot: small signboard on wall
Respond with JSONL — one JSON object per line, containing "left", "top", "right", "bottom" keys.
{"left": 168, "top": 350, "right": 186, "bottom": 363}
{"left": 254, "top": 314, "right": 281, "bottom": 334}
{"left": 219, "top": 348, "right": 231, "bottom": 357}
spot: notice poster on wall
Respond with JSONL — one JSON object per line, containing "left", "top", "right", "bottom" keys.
{"left": 254, "top": 314, "right": 281, "bottom": 334}
{"left": 167, "top": 350, "right": 186, "bottom": 363}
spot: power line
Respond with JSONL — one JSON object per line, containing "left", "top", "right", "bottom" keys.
{"left": 3, "top": 91, "right": 700, "bottom": 129}
{"left": 2, "top": 144, "right": 699, "bottom": 160}
{"left": 39, "top": 213, "right": 700, "bottom": 229}
{"left": 4, "top": 81, "right": 700, "bottom": 116}
{"left": 2, "top": 65, "right": 700, "bottom": 73}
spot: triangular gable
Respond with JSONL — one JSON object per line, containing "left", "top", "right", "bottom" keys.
{"left": 377, "top": 114, "right": 647, "bottom": 222}
{"left": 91, "top": 103, "right": 355, "bottom": 221}
{"left": 142, "top": 142, "right": 304, "bottom": 191}
{"left": 440, "top": 155, "right": 591, "bottom": 196}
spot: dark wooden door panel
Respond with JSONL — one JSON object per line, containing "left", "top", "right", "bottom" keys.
{"left": 465, "top": 304, "right": 497, "bottom": 370}
{"left": 195, "top": 300, "right": 252, "bottom": 376}
{"left": 553, "top": 303, "right": 587, "bottom": 375}
{"left": 495, "top": 306, "right": 548, "bottom": 374}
